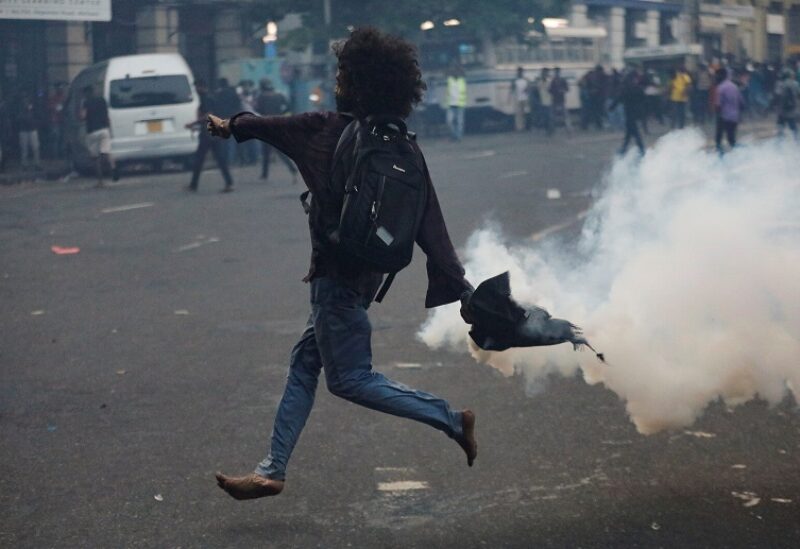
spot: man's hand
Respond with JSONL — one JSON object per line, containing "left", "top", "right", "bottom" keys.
{"left": 207, "top": 114, "right": 231, "bottom": 139}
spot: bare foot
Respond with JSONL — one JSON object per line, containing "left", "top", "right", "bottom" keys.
{"left": 456, "top": 410, "right": 477, "bottom": 467}
{"left": 215, "top": 472, "right": 284, "bottom": 500}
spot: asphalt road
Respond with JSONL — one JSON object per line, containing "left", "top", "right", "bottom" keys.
{"left": 2, "top": 122, "right": 798, "bottom": 548}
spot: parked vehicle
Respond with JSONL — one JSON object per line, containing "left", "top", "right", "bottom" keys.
{"left": 418, "top": 27, "right": 607, "bottom": 134}
{"left": 64, "top": 53, "right": 199, "bottom": 173}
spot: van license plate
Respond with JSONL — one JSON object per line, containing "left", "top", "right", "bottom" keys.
{"left": 147, "top": 120, "right": 163, "bottom": 133}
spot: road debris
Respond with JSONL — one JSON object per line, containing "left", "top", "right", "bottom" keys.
{"left": 499, "top": 170, "right": 529, "bottom": 179}
{"left": 650, "top": 522, "right": 661, "bottom": 531}
{"left": 684, "top": 430, "right": 716, "bottom": 439}
{"left": 546, "top": 188, "right": 561, "bottom": 200}
{"left": 731, "top": 464, "right": 747, "bottom": 469}
{"left": 462, "top": 150, "right": 496, "bottom": 160}
{"left": 101, "top": 202, "right": 154, "bottom": 214}
{"left": 31, "top": 310, "right": 45, "bottom": 316}
{"left": 175, "top": 237, "right": 220, "bottom": 253}
{"left": 116, "top": 369, "right": 126, "bottom": 376}
{"left": 771, "top": 498, "right": 792, "bottom": 504}
{"left": 154, "top": 494, "right": 164, "bottom": 502}
{"left": 394, "top": 362, "right": 422, "bottom": 369}
{"left": 51, "top": 246, "right": 80, "bottom": 255}
{"left": 47, "top": 425, "right": 57, "bottom": 432}
{"left": 377, "top": 481, "right": 429, "bottom": 492}
{"left": 731, "top": 491, "right": 761, "bottom": 507}
{"left": 174, "top": 310, "right": 190, "bottom": 316}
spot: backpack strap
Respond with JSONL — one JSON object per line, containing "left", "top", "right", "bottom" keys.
{"left": 374, "top": 272, "right": 396, "bottom": 303}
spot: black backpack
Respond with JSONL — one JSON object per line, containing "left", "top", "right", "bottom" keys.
{"left": 302, "top": 115, "right": 428, "bottom": 302}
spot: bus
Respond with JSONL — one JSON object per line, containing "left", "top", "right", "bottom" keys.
{"left": 415, "top": 26, "right": 607, "bottom": 134}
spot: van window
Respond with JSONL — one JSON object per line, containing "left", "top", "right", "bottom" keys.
{"left": 109, "top": 75, "right": 193, "bottom": 109}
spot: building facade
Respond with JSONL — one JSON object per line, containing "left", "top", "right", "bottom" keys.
{"left": 1, "top": 0, "right": 263, "bottom": 99}
{"left": 567, "top": 0, "right": 800, "bottom": 67}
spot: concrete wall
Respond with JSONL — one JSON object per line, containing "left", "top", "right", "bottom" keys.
{"left": 136, "top": 6, "right": 179, "bottom": 54}
{"left": 46, "top": 22, "right": 93, "bottom": 84}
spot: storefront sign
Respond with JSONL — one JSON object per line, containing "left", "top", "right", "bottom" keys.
{"left": 0, "top": 0, "right": 111, "bottom": 21}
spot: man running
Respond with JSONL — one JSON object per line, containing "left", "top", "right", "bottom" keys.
{"left": 208, "top": 27, "right": 477, "bottom": 500}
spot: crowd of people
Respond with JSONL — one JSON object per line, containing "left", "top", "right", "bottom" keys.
{"left": 505, "top": 57, "right": 800, "bottom": 154}
{"left": 0, "top": 75, "right": 297, "bottom": 182}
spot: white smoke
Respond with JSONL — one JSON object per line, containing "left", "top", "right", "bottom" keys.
{"left": 419, "top": 130, "right": 800, "bottom": 434}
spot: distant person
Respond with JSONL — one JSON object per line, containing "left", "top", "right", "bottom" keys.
{"left": 445, "top": 62, "right": 467, "bottom": 141}
{"left": 186, "top": 79, "right": 233, "bottom": 192}
{"left": 255, "top": 78, "right": 298, "bottom": 183}
{"left": 207, "top": 27, "right": 477, "bottom": 500}
{"left": 692, "top": 64, "right": 712, "bottom": 125}
{"left": 215, "top": 78, "right": 243, "bottom": 162}
{"left": 511, "top": 66, "right": 529, "bottom": 132}
{"left": 641, "top": 68, "right": 663, "bottom": 133}
{"left": 48, "top": 82, "right": 67, "bottom": 158}
{"left": 584, "top": 65, "right": 607, "bottom": 130}
{"left": 549, "top": 67, "right": 571, "bottom": 133}
{"left": 713, "top": 68, "right": 744, "bottom": 153}
{"left": 668, "top": 67, "right": 692, "bottom": 129}
{"left": 610, "top": 70, "right": 645, "bottom": 155}
{"left": 81, "top": 85, "right": 116, "bottom": 186}
{"left": 237, "top": 80, "right": 258, "bottom": 165}
{"left": 0, "top": 92, "right": 8, "bottom": 172}
{"left": 17, "top": 94, "right": 41, "bottom": 171}
{"left": 607, "top": 69, "right": 624, "bottom": 130}
{"left": 774, "top": 68, "right": 799, "bottom": 139}
{"left": 536, "top": 68, "right": 554, "bottom": 135}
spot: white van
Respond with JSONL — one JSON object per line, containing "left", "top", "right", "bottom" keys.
{"left": 64, "top": 53, "right": 199, "bottom": 172}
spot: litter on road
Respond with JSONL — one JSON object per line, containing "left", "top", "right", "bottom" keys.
{"left": 154, "top": 494, "right": 164, "bottom": 502}
{"left": 684, "top": 431, "right": 717, "bottom": 439}
{"left": 101, "top": 202, "right": 154, "bottom": 214}
{"left": 546, "top": 188, "right": 562, "bottom": 200}
{"left": 175, "top": 237, "right": 220, "bottom": 253}
{"left": 51, "top": 246, "right": 80, "bottom": 255}
{"left": 31, "top": 310, "right": 45, "bottom": 316}
{"left": 174, "top": 310, "right": 190, "bottom": 315}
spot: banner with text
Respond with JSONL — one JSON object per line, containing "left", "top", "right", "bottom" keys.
{"left": 0, "top": 0, "right": 111, "bottom": 22}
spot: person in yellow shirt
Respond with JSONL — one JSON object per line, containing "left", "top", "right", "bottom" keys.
{"left": 669, "top": 66, "right": 692, "bottom": 129}
{"left": 445, "top": 62, "right": 467, "bottom": 141}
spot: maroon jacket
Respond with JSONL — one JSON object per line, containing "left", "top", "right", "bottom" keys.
{"left": 230, "top": 111, "right": 471, "bottom": 308}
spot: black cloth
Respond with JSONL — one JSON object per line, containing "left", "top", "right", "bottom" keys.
{"left": 84, "top": 97, "right": 110, "bottom": 133}
{"left": 230, "top": 111, "right": 471, "bottom": 308}
{"left": 465, "top": 272, "right": 604, "bottom": 360}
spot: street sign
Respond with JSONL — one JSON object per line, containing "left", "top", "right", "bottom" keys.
{"left": 0, "top": 0, "right": 111, "bottom": 21}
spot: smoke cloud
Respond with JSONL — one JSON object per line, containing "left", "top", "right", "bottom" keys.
{"left": 419, "top": 130, "right": 800, "bottom": 434}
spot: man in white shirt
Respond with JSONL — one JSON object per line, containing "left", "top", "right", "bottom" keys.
{"left": 511, "top": 66, "right": 529, "bottom": 131}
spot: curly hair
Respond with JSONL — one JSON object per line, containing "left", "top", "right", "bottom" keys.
{"left": 333, "top": 27, "right": 425, "bottom": 119}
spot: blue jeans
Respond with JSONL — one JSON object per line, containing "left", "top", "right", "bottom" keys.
{"left": 447, "top": 106, "right": 465, "bottom": 141}
{"left": 256, "top": 277, "right": 463, "bottom": 480}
